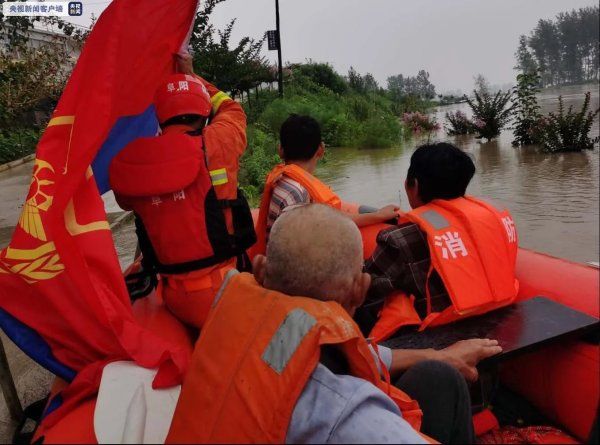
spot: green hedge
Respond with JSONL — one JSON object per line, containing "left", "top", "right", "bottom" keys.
{"left": 238, "top": 73, "right": 410, "bottom": 204}
{"left": 0, "top": 130, "right": 39, "bottom": 164}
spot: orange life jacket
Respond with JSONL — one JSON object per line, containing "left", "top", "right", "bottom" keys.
{"left": 109, "top": 83, "right": 256, "bottom": 275}
{"left": 370, "top": 196, "right": 519, "bottom": 341}
{"left": 252, "top": 164, "right": 343, "bottom": 257}
{"left": 166, "top": 272, "right": 423, "bottom": 444}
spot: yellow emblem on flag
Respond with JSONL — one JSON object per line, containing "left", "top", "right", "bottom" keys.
{"left": 0, "top": 242, "right": 65, "bottom": 284}
{"left": 0, "top": 158, "right": 66, "bottom": 283}
{"left": 18, "top": 159, "right": 55, "bottom": 242}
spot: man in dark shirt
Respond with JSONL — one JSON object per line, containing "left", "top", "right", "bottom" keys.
{"left": 358, "top": 142, "right": 477, "bottom": 334}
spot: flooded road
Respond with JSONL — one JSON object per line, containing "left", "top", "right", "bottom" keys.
{"left": 317, "top": 85, "right": 599, "bottom": 263}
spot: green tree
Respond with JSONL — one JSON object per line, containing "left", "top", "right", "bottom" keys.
{"left": 347, "top": 66, "right": 365, "bottom": 93}
{"left": 556, "top": 10, "right": 584, "bottom": 85}
{"left": 515, "top": 35, "right": 538, "bottom": 75}
{"left": 415, "top": 70, "right": 436, "bottom": 99}
{"left": 0, "top": 44, "right": 69, "bottom": 130}
{"left": 290, "top": 62, "right": 347, "bottom": 94}
{"left": 386, "top": 71, "right": 436, "bottom": 114}
{"left": 511, "top": 71, "right": 542, "bottom": 146}
{"left": 516, "top": 6, "right": 599, "bottom": 87}
{"left": 386, "top": 74, "right": 405, "bottom": 102}
{"left": 473, "top": 74, "right": 491, "bottom": 96}
{"left": 529, "top": 19, "right": 561, "bottom": 86}
{"left": 578, "top": 6, "right": 600, "bottom": 82}
{"left": 189, "top": 0, "right": 273, "bottom": 100}
{"left": 363, "top": 73, "right": 379, "bottom": 94}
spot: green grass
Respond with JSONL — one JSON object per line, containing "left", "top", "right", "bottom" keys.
{"left": 238, "top": 73, "right": 414, "bottom": 203}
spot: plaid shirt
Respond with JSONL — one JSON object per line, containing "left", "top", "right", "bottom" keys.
{"left": 266, "top": 176, "right": 311, "bottom": 239}
{"left": 364, "top": 222, "right": 451, "bottom": 319}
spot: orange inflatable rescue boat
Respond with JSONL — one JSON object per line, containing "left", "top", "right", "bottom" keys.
{"left": 29, "top": 208, "right": 599, "bottom": 444}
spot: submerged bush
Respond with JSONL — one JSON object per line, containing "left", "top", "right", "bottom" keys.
{"left": 465, "top": 89, "right": 515, "bottom": 141}
{"left": 445, "top": 110, "right": 475, "bottom": 135}
{"left": 356, "top": 115, "right": 403, "bottom": 148}
{"left": 536, "top": 92, "right": 599, "bottom": 153}
{"left": 402, "top": 112, "right": 440, "bottom": 135}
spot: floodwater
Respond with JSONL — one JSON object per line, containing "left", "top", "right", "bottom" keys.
{"left": 316, "top": 84, "right": 599, "bottom": 264}
{"left": 0, "top": 86, "right": 597, "bottom": 266}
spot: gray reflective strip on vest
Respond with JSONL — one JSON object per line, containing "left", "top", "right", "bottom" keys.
{"left": 262, "top": 309, "right": 317, "bottom": 374}
{"left": 420, "top": 209, "right": 450, "bottom": 230}
{"left": 211, "top": 269, "right": 240, "bottom": 308}
{"left": 209, "top": 168, "right": 228, "bottom": 186}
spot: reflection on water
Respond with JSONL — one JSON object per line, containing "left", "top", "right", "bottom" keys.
{"left": 317, "top": 85, "right": 599, "bottom": 263}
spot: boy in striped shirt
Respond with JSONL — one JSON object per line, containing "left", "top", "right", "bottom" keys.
{"left": 266, "top": 114, "right": 399, "bottom": 240}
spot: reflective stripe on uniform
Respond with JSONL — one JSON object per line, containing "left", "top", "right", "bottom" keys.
{"left": 212, "top": 269, "right": 240, "bottom": 308}
{"left": 420, "top": 209, "right": 450, "bottom": 230}
{"left": 209, "top": 168, "right": 228, "bottom": 186}
{"left": 211, "top": 91, "right": 232, "bottom": 114}
{"left": 262, "top": 309, "right": 317, "bottom": 374}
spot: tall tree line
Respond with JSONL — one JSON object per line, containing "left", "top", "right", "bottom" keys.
{"left": 515, "top": 6, "right": 599, "bottom": 87}
{"left": 189, "top": 0, "right": 275, "bottom": 101}
{"left": 387, "top": 70, "right": 436, "bottom": 101}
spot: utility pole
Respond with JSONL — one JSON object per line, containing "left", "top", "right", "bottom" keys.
{"left": 275, "top": 0, "right": 284, "bottom": 98}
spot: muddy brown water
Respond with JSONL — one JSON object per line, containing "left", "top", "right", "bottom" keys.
{"left": 316, "top": 85, "right": 599, "bottom": 264}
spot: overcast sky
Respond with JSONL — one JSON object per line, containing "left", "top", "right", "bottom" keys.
{"left": 75, "top": 0, "right": 598, "bottom": 93}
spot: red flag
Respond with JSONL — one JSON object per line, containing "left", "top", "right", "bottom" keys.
{"left": 0, "top": 0, "right": 199, "bottom": 425}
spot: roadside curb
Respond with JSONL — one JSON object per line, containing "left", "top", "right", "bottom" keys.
{"left": 109, "top": 211, "right": 134, "bottom": 231}
{"left": 0, "top": 154, "right": 35, "bottom": 173}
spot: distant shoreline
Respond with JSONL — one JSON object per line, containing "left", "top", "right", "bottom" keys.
{"left": 541, "top": 82, "right": 599, "bottom": 92}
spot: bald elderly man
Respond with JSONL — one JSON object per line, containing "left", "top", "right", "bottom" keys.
{"left": 168, "top": 204, "right": 501, "bottom": 444}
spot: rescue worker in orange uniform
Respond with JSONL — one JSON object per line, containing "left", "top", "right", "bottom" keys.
{"left": 167, "top": 204, "right": 502, "bottom": 444}
{"left": 358, "top": 142, "right": 519, "bottom": 341}
{"left": 109, "top": 54, "right": 255, "bottom": 329}
{"left": 252, "top": 114, "right": 399, "bottom": 257}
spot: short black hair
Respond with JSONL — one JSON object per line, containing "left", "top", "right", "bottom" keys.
{"left": 280, "top": 114, "right": 322, "bottom": 161}
{"left": 406, "top": 142, "right": 475, "bottom": 203}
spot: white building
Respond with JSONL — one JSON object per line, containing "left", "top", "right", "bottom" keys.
{"left": 1, "top": 21, "right": 85, "bottom": 60}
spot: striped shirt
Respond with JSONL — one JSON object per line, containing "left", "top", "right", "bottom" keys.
{"left": 266, "top": 176, "right": 311, "bottom": 238}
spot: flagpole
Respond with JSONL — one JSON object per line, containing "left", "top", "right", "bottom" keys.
{"left": 275, "top": 0, "right": 284, "bottom": 98}
{"left": 0, "top": 337, "right": 22, "bottom": 421}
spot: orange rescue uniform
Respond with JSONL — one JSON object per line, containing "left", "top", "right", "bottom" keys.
{"left": 166, "top": 272, "right": 424, "bottom": 443}
{"left": 161, "top": 80, "right": 248, "bottom": 328}
{"left": 110, "top": 78, "right": 251, "bottom": 329}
